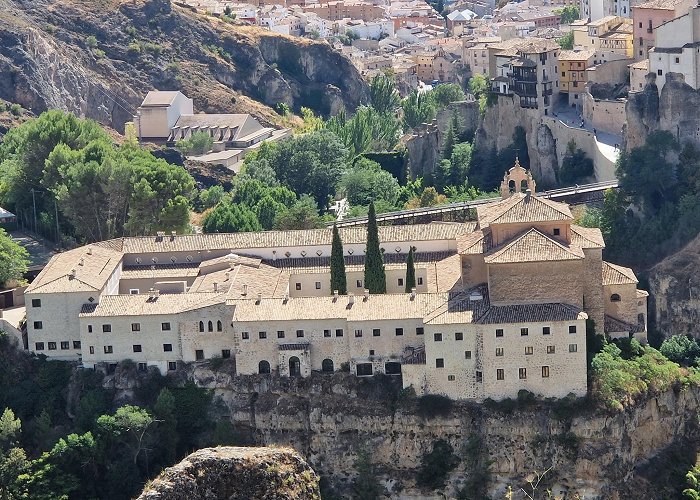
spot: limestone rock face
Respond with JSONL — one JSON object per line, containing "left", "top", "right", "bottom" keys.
{"left": 138, "top": 446, "right": 320, "bottom": 500}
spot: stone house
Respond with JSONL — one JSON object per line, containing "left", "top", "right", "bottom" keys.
{"left": 632, "top": 0, "right": 696, "bottom": 61}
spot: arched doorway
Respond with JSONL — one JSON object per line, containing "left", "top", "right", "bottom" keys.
{"left": 289, "top": 356, "right": 301, "bottom": 377}
{"left": 322, "top": 359, "right": 334, "bottom": 373}
{"left": 258, "top": 360, "right": 271, "bottom": 374}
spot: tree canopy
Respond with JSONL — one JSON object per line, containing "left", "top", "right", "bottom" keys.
{"left": 0, "top": 229, "right": 29, "bottom": 288}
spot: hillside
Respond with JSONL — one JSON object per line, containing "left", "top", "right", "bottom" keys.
{"left": 0, "top": 0, "right": 369, "bottom": 132}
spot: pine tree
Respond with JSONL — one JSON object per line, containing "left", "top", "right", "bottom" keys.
{"left": 405, "top": 246, "right": 416, "bottom": 292}
{"left": 442, "top": 119, "right": 456, "bottom": 160}
{"left": 330, "top": 224, "right": 347, "bottom": 294}
{"left": 363, "top": 202, "right": 386, "bottom": 293}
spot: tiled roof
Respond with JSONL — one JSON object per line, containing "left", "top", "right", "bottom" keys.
{"left": 602, "top": 261, "right": 638, "bottom": 285}
{"left": 424, "top": 286, "right": 490, "bottom": 325}
{"left": 188, "top": 263, "right": 289, "bottom": 298}
{"left": 629, "top": 59, "right": 649, "bottom": 70}
{"left": 484, "top": 228, "right": 585, "bottom": 264}
{"left": 141, "top": 91, "right": 181, "bottom": 106}
{"left": 457, "top": 229, "right": 493, "bottom": 254}
{"left": 477, "top": 303, "right": 584, "bottom": 324}
{"left": 121, "top": 264, "right": 200, "bottom": 280}
{"left": 635, "top": 0, "right": 686, "bottom": 9}
{"left": 604, "top": 314, "right": 645, "bottom": 334}
{"left": 79, "top": 292, "right": 225, "bottom": 317}
{"left": 476, "top": 193, "right": 573, "bottom": 227}
{"left": 558, "top": 49, "right": 595, "bottom": 61}
{"left": 637, "top": 289, "right": 649, "bottom": 298}
{"left": 571, "top": 225, "right": 605, "bottom": 249}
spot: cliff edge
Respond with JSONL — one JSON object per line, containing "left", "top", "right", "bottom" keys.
{"left": 138, "top": 446, "right": 320, "bottom": 500}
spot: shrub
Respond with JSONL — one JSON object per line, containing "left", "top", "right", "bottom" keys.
{"left": 85, "top": 35, "right": 98, "bottom": 48}
{"left": 417, "top": 394, "right": 453, "bottom": 418}
{"left": 127, "top": 41, "right": 142, "bottom": 57}
{"left": 660, "top": 335, "right": 700, "bottom": 366}
{"left": 416, "top": 439, "right": 460, "bottom": 490}
{"left": 9, "top": 104, "right": 22, "bottom": 117}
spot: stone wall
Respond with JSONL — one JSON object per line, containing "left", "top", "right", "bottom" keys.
{"left": 583, "top": 92, "right": 626, "bottom": 136}
{"left": 586, "top": 59, "right": 631, "bottom": 86}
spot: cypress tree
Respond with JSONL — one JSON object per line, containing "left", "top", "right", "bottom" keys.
{"left": 405, "top": 247, "right": 416, "bottom": 292}
{"left": 330, "top": 224, "right": 347, "bottom": 294}
{"left": 363, "top": 202, "right": 386, "bottom": 293}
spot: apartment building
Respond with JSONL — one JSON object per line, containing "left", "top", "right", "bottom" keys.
{"left": 649, "top": 4, "right": 700, "bottom": 91}
{"left": 23, "top": 162, "right": 648, "bottom": 401}
{"left": 572, "top": 16, "right": 633, "bottom": 64}
{"left": 412, "top": 48, "right": 459, "bottom": 83}
{"left": 632, "top": 0, "right": 695, "bottom": 60}
{"left": 559, "top": 48, "right": 596, "bottom": 106}
{"left": 463, "top": 37, "right": 502, "bottom": 76}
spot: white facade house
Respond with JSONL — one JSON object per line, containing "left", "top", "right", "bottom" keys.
{"left": 649, "top": 5, "right": 700, "bottom": 92}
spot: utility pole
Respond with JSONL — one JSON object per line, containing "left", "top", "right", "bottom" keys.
{"left": 31, "top": 188, "right": 37, "bottom": 234}
{"left": 54, "top": 197, "right": 60, "bottom": 244}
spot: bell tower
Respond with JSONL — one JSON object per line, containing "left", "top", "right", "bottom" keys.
{"left": 499, "top": 157, "right": 536, "bottom": 199}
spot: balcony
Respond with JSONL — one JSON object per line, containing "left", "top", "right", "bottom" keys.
{"left": 647, "top": 27, "right": 653, "bottom": 33}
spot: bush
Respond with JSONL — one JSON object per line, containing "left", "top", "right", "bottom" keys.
{"left": 85, "top": 35, "right": 98, "bottom": 48}
{"left": 10, "top": 104, "right": 22, "bottom": 117}
{"left": 127, "top": 42, "right": 142, "bottom": 57}
{"left": 416, "top": 439, "right": 460, "bottom": 490}
{"left": 417, "top": 394, "right": 453, "bottom": 418}
{"left": 660, "top": 335, "right": 700, "bottom": 366}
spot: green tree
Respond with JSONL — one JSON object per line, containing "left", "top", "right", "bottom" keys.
{"left": 416, "top": 439, "right": 460, "bottom": 490}
{"left": 152, "top": 388, "right": 178, "bottom": 466}
{"left": 338, "top": 158, "right": 400, "bottom": 207}
{"left": 685, "top": 463, "right": 700, "bottom": 499}
{"left": 274, "top": 195, "right": 324, "bottom": 230}
{"left": 330, "top": 224, "right": 347, "bottom": 295}
{"left": 97, "top": 405, "right": 155, "bottom": 466}
{"left": 0, "top": 228, "right": 29, "bottom": 287}
{"left": 555, "top": 5, "right": 580, "bottom": 24}
{"left": 175, "top": 131, "right": 214, "bottom": 155}
{"left": 659, "top": 335, "right": 700, "bottom": 366}
{"left": 256, "top": 195, "right": 288, "bottom": 230}
{"left": 468, "top": 73, "right": 490, "bottom": 114}
{"left": 430, "top": 83, "right": 466, "bottom": 109}
{"left": 203, "top": 202, "right": 262, "bottom": 233}
{"left": 369, "top": 74, "right": 400, "bottom": 114}
{"left": 326, "top": 107, "right": 401, "bottom": 157}
{"left": 405, "top": 246, "right": 416, "bottom": 292}
{"left": 402, "top": 90, "right": 436, "bottom": 130}
{"left": 442, "top": 118, "right": 456, "bottom": 160}
{"left": 557, "top": 31, "right": 574, "bottom": 49}
{"left": 363, "top": 202, "right": 386, "bottom": 293}
{"left": 559, "top": 139, "right": 594, "bottom": 185}
{"left": 198, "top": 185, "right": 225, "bottom": 210}
{"left": 352, "top": 448, "right": 383, "bottom": 500}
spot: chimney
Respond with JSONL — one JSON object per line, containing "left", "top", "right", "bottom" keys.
{"left": 171, "top": 230, "right": 176, "bottom": 239}
{"left": 348, "top": 293, "right": 355, "bottom": 305}
{"left": 242, "top": 284, "right": 248, "bottom": 296}
{"left": 79, "top": 257, "right": 84, "bottom": 266}
{"left": 411, "top": 287, "right": 417, "bottom": 299}
{"left": 363, "top": 289, "right": 369, "bottom": 300}
{"left": 213, "top": 282, "right": 219, "bottom": 292}
{"left": 86, "top": 246, "right": 92, "bottom": 255}
{"left": 69, "top": 268, "right": 76, "bottom": 279}
{"left": 152, "top": 289, "right": 160, "bottom": 298}
{"left": 333, "top": 289, "right": 339, "bottom": 299}
{"left": 225, "top": 271, "right": 230, "bottom": 281}
{"left": 525, "top": 188, "right": 532, "bottom": 198}
{"left": 256, "top": 292, "right": 262, "bottom": 304}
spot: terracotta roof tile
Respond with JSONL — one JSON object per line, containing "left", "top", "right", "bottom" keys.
{"left": 477, "top": 302, "right": 585, "bottom": 324}
{"left": 604, "top": 314, "right": 645, "bottom": 334}
{"left": 484, "top": 228, "right": 585, "bottom": 264}
{"left": 476, "top": 193, "right": 573, "bottom": 227}
{"left": 79, "top": 292, "right": 225, "bottom": 317}
{"left": 602, "top": 261, "right": 638, "bottom": 285}
{"left": 571, "top": 225, "right": 605, "bottom": 249}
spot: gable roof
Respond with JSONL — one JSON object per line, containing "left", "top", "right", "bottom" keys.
{"left": 571, "top": 225, "right": 605, "bottom": 249}
{"left": 602, "top": 261, "right": 638, "bottom": 285}
{"left": 476, "top": 193, "right": 573, "bottom": 228}
{"left": 477, "top": 302, "right": 584, "bottom": 324}
{"left": 484, "top": 228, "right": 585, "bottom": 264}
{"left": 79, "top": 292, "right": 225, "bottom": 317}
{"left": 141, "top": 91, "right": 182, "bottom": 107}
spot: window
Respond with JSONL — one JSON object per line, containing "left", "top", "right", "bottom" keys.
{"left": 35, "top": 342, "right": 45, "bottom": 351}
{"left": 356, "top": 363, "right": 373, "bottom": 376}
{"left": 222, "top": 349, "right": 231, "bottom": 359}
{"left": 322, "top": 359, "right": 334, "bottom": 372}
{"left": 129, "top": 289, "right": 139, "bottom": 295}
{"left": 242, "top": 331, "right": 250, "bottom": 340}
{"left": 448, "top": 375, "right": 456, "bottom": 381}
{"left": 416, "top": 327, "right": 424, "bottom": 336}
{"left": 610, "top": 293, "right": 621, "bottom": 302}
{"left": 168, "top": 362, "right": 177, "bottom": 371}
{"left": 133, "top": 344, "right": 142, "bottom": 353}
{"left": 553, "top": 228, "right": 560, "bottom": 236}
{"left": 675, "top": 57, "right": 680, "bottom": 64}
{"left": 569, "top": 325, "right": 577, "bottom": 334}
{"left": 369, "top": 349, "right": 375, "bottom": 356}
{"left": 496, "top": 329, "right": 504, "bottom": 338}
{"left": 88, "top": 325, "right": 93, "bottom": 333}
{"left": 658, "top": 69, "right": 663, "bottom": 76}
{"left": 208, "top": 321, "right": 213, "bottom": 332}
{"left": 398, "top": 278, "right": 404, "bottom": 287}
{"left": 395, "top": 327, "right": 404, "bottom": 336}
{"left": 525, "top": 346, "right": 533, "bottom": 355}
{"left": 295, "top": 283, "right": 302, "bottom": 290}
{"left": 48, "top": 342, "right": 56, "bottom": 350}
{"left": 73, "top": 341, "right": 81, "bottom": 349}
{"left": 373, "top": 329, "right": 381, "bottom": 337}
{"left": 436, "top": 358, "right": 445, "bottom": 368}
{"left": 542, "top": 326, "right": 550, "bottom": 335}
{"left": 520, "top": 328, "right": 529, "bottom": 336}
{"left": 639, "top": 22, "right": 642, "bottom": 28}
{"left": 542, "top": 366, "right": 550, "bottom": 378}
{"left": 259, "top": 331, "right": 267, "bottom": 339}
{"left": 296, "top": 329, "right": 304, "bottom": 338}
{"left": 138, "top": 362, "right": 147, "bottom": 372}
{"left": 162, "top": 322, "right": 171, "bottom": 331}
{"left": 356, "top": 280, "right": 363, "bottom": 288}
{"left": 196, "top": 349, "right": 204, "bottom": 360}
{"left": 496, "top": 347, "right": 504, "bottom": 356}
{"left": 417, "top": 277, "right": 424, "bottom": 285}
{"left": 315, "top": 281, "right": 321, "bottom": 290}
{"left": 217, "top": 320, "right": 222, "bottom": 332}
{"left": 104, "top": 345, "right": 113, "bottom": 354}
{"left": 547, "top": 345, "right": 556, "bottom": 354}
{"left": 434, "top": 333, "right": 443, "bottom": 342}
{"left": 335, "top": 329, "right": 343, "bottom": 337}
{"left": 324, "top": 329, "right": 331, "bottom": 338}
{"left": 476, "top": 371, "right": 483, "bottom": 383}
{"left": 569, "top": 343, "right": 578, "bottom": 352}
{"left": 102, "top": 324, "right": 111, "bottom": 333}
{"left": 355, "top": 329, "right": 363, "bottom": 337}
{"left": 89, "top": 346, "right": 94, "bottom": 354}
{"left": 31, "top": 298, "right": 41, "bottom": 307}
{"left": 497, "top": 368, "right": 504, "bottom": 380}
{"left": 519, "top": 368, "right": 527, "bottom": 379}
{"left": 163, "top": 343, "right": 173, "bottom": 352}
{"left": 132, "top": 323, "right": 140, "bottom": 332}
{"left": 33, "top": 321, "right": 43, "bottom": 330}
{"left": 60, "top": 341, "right": 69, "bottom": 350}
{"left": 561, "top": 71, "right": 565, "bottom": 77}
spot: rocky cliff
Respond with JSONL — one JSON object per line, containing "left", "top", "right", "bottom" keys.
{"left": 138, "top": 446, "right": 320, "bottom": 499}
{"left": 109, "top": 366, "right": 700, "bottom": 499}
{"left": 0, "top": 0, "right": 368, "bottom": 132}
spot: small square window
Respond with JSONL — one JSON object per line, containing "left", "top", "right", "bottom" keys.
{"left": 398, "top": 278, "right": 404, "bottom": 286}
{"left": 497, "top": 368, "right": 504, "bottom": 380}
{"left": 296, "top": 329, "right": 304, "bottom": 338}
{"left": 103, "top": 345, "right": 113, "bottom": 354}
{"left": 569, "top": 325, "right": 577, "bottom": 334}
{"left": 675, "top": 57, "right": 680, "bottom": 63}
{"left": 355, "top": 329, "right": 363, "bottom": 337}
{"left": 89, "top": 346, "right": 95, "bottom": 354}
{"left": 335, "top": 329, "right": 344, "bottom": 337}
{"left": 102, "top": 324, "right": 111, "bottom": 333}
{"left": 395, "top": 328, "right": 404, "bottom": 336}
{"left": 295, "top": 283, "right": 302, "bottom": 290}
{"left": 496, "top": 329, "right": 504, "bottom": 338}
{"left": 129, "top": 289, "right": 139, "bottom": 295}
{"left": 547, "top": 345, "right": 556, "bottom": 354}
{"left": 520, "top": 328, "right": 529, "bottom": 336}
{"left": 519, "top": 368, "right": 527, "bottom": 379}
{"left": 277, "top": 330, "right": 285, "bottom": 339}
{"left": 417, "top": 277, "right": 423, "bottom": 285}
{"left": 259, "top": 331, "right": 267, "bottom": 339}
{"left": 455, "top": 332, "right": 463, "bottom": 341}
{"left": 542, "top": 366, "right": 550, "bottom": 378}
{"left": 133, "top": 344, "right": 142, "bottom": 353}
{"left": 33, "top": 321, "right": 43, "bottom": 330}
{"left": 496, "top": 347, "right": 504, "bottom": 356}
{"left": 525, "top": 346, "right": 533, "bottom": 355}
{"left": 553, "top": 228, "right": 560, "bottom": 236}
{"left": 465, "top": 350, "right": 472, "bottom": 359}
{"left": 324, "top": 329, "right": 331, "bottom": 337}
{"left": 242, "top": 331, "right": 250, "bottom": 340}
{"left": 476, "top": 371, "right": 483, "bottom": 383}
{"left": 448, "top": 375, "right": 456, "bottom": 381}
{"left": 416, "top": 327, "right": 424, "bottom": 336}
{"left": 434, "top": 333, "right": 443, "bottom": 342}
{"left": 369, "top": 349, "right": 375, "bottom": 356}
{"left": 657, "top": 69, "right": 663, "bottom": 76}
{"left": 48, "top": 342, "right": 56, "bottom": 350}
{"left": 222, "top": 349, "right": 231, "bottom": 359}
{"left": 60, "top": 341, "right": 69, "bottom": 350}
{"left": 88, "top": 325, "right": 93, "bottom": 333}
{"left": 373, "top": 329, "right": 381, "bottom": 337}
{"left": 132, "top": 323, "right": 140, "bottom": 332}
{"left": 542, "top": 326, "right": 550, "bottom": 335}
{"left": 356, "top": 280, "right": 363, "bottom": 288}
{"left": 163, "top": 343, "right": 173, "bottom": 352}
{"left": 195, "top": 349, "right": 204, "bottom": 360}
{"left": 436, "top": 358, "right": 445, "bottom": 368}
{"left": 162, "top": 322, "right": 171, "bottom": 331}
{"left": 35, "top": 342, "right": 45, "bottom": 351}
{"left": 168, "top": 362, "right": 177, "bottom": 371}
{"left": 569, "top": 343, "right": 578, "bottom": 353}
{"left": 31, "top": 298, "right": 41, "bottom": 307}
{"left": 138, "top": 362, "right": 148, "bottom": 372}
{"left": 315, "top": 281, "right": 321, "bottom": 290}
{"left": 73, "top": 341, "right": 81, "bottom": 349}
